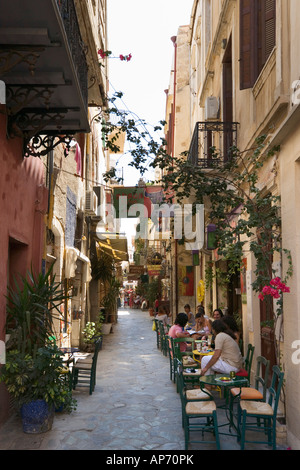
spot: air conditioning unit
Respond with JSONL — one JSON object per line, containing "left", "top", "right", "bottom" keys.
{"left": 205, "top": 96, "right": 219, "bottom": 120}
{"left": 85, "top": 191, "right": 98, "bottom": 216}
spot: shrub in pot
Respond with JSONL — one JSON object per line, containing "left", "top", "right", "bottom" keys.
{"left": 0, "top": 345, "right": 77, "bottom": 433}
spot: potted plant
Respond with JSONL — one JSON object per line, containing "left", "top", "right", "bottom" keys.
{"left": 0, "top": 345, "right": 77, "bottom": 433}
{"left": 101, "top": 277, "right": 121, "bottom": 333}
{"left": 2, "top": 265, "right": 77, "bottom": 432}
{"left": 82, "top": 311, "right": 104, "bottom": 350}
{"left": 144, "top": 278, "right": 160, "bottom": 316}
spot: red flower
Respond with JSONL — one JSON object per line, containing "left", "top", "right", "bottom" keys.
{"left": 259, "top": 277, "right": 290, "bottom": 301}
{"left": 119, "top": 54, "right": 125, "bottom": 61}
{"left": 98, "top": 49, "right": 106, "bottom": 59}
{"left": 126, "top": 53, "right": 132, "bottom": 62}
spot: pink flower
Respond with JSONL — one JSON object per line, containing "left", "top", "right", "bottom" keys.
{"left": 119, "top": 54, "right": 125, "bottom": 61}
{"left": 258, "top": 293, "right": 265, "bottom": 301}
{"left": 98, "top": 49, "right": 106, "bottom": 59}
{"left": 127, "top": 53, "right": 132, "bottom": 61}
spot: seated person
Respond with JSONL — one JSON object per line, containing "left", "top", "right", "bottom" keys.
{"left": 168, "top": 312, "right": 192, "bottom": 352}
{"left": 155, "top": 307, "right": 170, "bottom": 332}
{"left": 200, "top": 320, "right": 243, "bottom": 376}
{"left": 184, "top": 303, "right": 196, "bottom": 328}
{"left": 193, "top": 310, "right": 212, "bottom": 337}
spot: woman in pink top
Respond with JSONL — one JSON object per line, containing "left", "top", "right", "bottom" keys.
{"left": 168, "top": 313, "right": 190, "bottom": 352}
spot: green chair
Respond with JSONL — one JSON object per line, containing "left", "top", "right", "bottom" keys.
{"left": 231, "top": 356, "right": 270, "bottom": 403}
{"left": 153, "top": 319, "right": 161, "bottom": 349}
{"left": 229, "top": 356, "right": 270, "bottom": 424}
{"left": 176, "top": 360, "right": 220, "bottom": 450}
{"left": 72, "top": 338, "right": 102, "bottom": 395}
{"left": 157, "top": 320, "right": 168, "bottom": 356}
{"left": 166, "top": 336, "right": 175, "bottom": 382}
{"left": 237, "top": 365, "right": 284, "bottom": 450}
{"left": 236, "top": 343, "right": 255, "bottom": 379}
{"left": 171, "top": 337, "right": 199, "bottom": 388}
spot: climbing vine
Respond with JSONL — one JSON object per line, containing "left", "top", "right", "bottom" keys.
{"left": 100, "top": 91, "right": 293, "bottom": 352}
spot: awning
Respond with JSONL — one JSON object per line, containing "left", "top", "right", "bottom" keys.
{"left": 95, "top": 233, "right": 128, "bottom": 262}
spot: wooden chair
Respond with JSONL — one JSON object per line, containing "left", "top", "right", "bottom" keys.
{"left": 236, "top": 343, "right": 255, "bottom": 378}
{"left": 157, "top": 320, "right": 168, "bottom": 356}
{"left": 237, "top": 365, "right": 284, "bottom": 450}
{"left": 176, "top": 361, "right": 220, "bottom": 450}
{"left": 153, "top": 319, "right": 161, "bottom": 349}
{"left": 231, "top": 356, "right": 270, "bottom": 402}
{"left": 171, "top": 337, "right": 199, "bottom": 388}
{"left": 72, "top": 338, "right": 102, "bottom": 395}
{"left": 229, "top": 356, "right": 270, "bottom": 424}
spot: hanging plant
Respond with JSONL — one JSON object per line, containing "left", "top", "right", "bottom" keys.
{"left": 98, "top": 49, "right": 132, "bottom": 62}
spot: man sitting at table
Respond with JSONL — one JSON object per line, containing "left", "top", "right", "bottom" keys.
{"left": 200, "top": 320, "right": 243, "bottom": 376}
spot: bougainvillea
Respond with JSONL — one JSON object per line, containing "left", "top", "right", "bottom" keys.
{"left": 258, "top": 277, "right": 290, "bottom": 301}
{"left": 98, "top": 49, "right": 132, "bottom": 62}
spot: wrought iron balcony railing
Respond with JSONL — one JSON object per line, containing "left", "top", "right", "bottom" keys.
{"left": 188, "top": 121, "right": 239, "bottom": 168}
{"left": 56, "top": 0, "right": 88, "bottom": 108}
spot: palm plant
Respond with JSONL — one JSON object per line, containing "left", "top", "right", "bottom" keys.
{"left": 6, "top": 264, "right": 67, "bottom": 355}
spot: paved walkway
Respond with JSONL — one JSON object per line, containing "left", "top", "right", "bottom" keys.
{"left": 0, "top": 308, "right": 288, "bottom": 451}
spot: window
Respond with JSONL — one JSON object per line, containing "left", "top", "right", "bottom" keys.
{"left": 240, "top": 0, "right": 276, "bottom": 90}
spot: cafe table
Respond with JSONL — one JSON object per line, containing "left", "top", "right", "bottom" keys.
{"left": 199, "top": 373, "right": 249, "bottom": 436}
{"left": 192, "top": 349, "right": 214, "bottom": 365}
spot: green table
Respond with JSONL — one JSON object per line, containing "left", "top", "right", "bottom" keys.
{"left": 199, "top": 373, "right": 249, "bottom": 437}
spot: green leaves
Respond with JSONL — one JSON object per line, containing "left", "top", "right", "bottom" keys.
{"left": 6, "top": 263, "right": 68, "bottom": 355}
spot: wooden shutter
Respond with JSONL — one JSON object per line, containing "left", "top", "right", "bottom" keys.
{"left": 240, "top": 0, "right": 257, "bottom": 89}
{"left": 262, "top": 0, "right": 276, "bottom": 62}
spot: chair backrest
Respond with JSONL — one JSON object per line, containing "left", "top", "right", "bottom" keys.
{"left": 158, "top": 320, "right": 165, "bottom": 337}
{"left": 267, "top": 365, "right": 284, "bottom": 415}
{"left": 175, "top": 359, "right": 186, "bottom": 404}
{"left": 244, "top": 344, "right": 255, "bottom": 376}
{"left": 91, "top": 338, "right": 102, "bottom": 370}
{"left": 166, "top": 336, "right": 173, "bottom": 357}
{"left": 254, "top": 356, "right": 270, "bottom": 400}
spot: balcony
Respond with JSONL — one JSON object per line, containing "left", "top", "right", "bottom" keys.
{"left": 188, "top": 121, "right": 239, "bottom": 168}
{"left": 0, "top": 0, "right": 91, "bottom": 157}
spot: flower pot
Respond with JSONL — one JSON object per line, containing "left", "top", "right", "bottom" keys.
{"left": 21, "top": 399, "right": 54, "bottom": 434}
{"left": 101, "top": 323, "right": 112, "bottom": 335}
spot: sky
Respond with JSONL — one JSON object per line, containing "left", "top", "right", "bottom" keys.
{"left": 107, "top": 0, "right": 195, "bottom": 186}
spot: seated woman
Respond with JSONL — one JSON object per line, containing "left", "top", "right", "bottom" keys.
{"left": 168, "top": 312, "right": 192, "bottom": 352}
{"left": 200, "top": 320, "right": 243, "bottom": 376}
{"left": 155, "top": 307, "right": 170, "bottom": 332}
{"left": 193, "top": 310, "right": 212, "bottom": 337}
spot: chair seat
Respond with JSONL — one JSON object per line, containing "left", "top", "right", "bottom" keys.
{"left": 240, "top": 400, "right": 274, "bottom": 416}
{"left": 183, "top": 369, "right": 201, "bottom": 376}
{"left": 236, "top": 368, "right": 248, "bottom": 377}
{"left": 74, "top": 362, "right": 93, "bottom": 371}
{"left": 76, "top": 357, "right": 93, "bottom": 365}
{"left": 231, "top": 387, "right": 263, "bottom": 400}
{"left": 186, "top": 388, "right": 212, "bottom": 400}
{"left": 186, "top": 400, "right": 216, "bottom": 415}
{"left": 183, "top": 356, "right": 198, "bottom": 367}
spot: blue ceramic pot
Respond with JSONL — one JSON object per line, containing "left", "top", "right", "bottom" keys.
{"left": 21, "top": 399, "right": 54, "bottom": 434}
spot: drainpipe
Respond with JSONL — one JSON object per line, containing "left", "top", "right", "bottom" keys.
{"left": 171, "top": 35, "right": 178, "bottom": 316}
